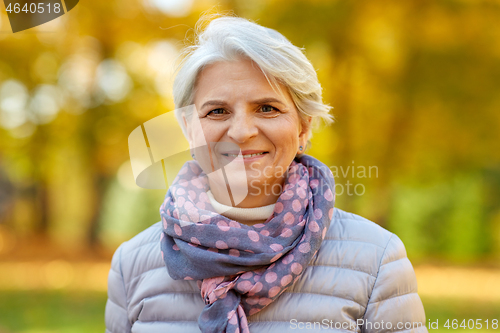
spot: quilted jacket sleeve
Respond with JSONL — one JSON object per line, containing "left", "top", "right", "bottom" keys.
{"left": 105, "top": 243, "right": 132, "bottom": 333}
{"left": 362, "top": 234, "right": 428, "bottom": 333}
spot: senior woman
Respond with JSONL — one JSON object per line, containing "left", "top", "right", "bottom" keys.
{"left": 105, "top": 16, "right": 427, "bottom": 333}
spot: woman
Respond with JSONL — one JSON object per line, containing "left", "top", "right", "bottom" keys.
{"left": 105, "top": 16, "right": 427, "bottom": 333}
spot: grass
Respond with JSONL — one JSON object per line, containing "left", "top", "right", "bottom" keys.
{"left": 0, "top": 291, "right": 107, "bottom": 333}
{"left": 422, "top": 297, "right": 500, "bottom": 332}
{"left": 0, "top": 292, "right": 499, "bottom": 332}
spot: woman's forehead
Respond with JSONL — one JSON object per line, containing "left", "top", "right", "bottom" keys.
{"left": 194, "top": 59, "right": 291, "bottom": 105}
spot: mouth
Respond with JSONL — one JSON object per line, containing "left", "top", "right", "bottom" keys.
{"left": 220, "top": 150, "right": 269, "bottom": 160}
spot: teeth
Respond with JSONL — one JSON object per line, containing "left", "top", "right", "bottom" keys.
{"left": 226, "top": 152, "right": 265, "bottom": 158}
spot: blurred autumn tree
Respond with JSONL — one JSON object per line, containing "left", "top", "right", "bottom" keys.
{"left": 0, "top": 0, "right": 499, "bottom": 263}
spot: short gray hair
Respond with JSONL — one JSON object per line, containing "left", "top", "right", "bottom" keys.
{"left": 173, "top": 14, "right": 333, "bottom": 140}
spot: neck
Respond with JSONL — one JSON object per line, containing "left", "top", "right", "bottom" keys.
{"left": 208, "top": 179, "right": 282, "bottom": 208}
{"left": 207, "top": 191, "right": 275, "bottom": 226}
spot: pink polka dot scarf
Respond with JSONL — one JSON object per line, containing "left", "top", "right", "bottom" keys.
{"left": 160, "top": 154, "right": 335, "bottom": 333}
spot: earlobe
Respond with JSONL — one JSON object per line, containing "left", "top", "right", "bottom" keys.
{"left": 297, "top": 117, "right": 311, "bottom": 154}
{"left": 297, "top": 135, "right": 306, "bottom": 153}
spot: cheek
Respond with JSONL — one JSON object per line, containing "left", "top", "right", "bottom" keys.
{"left": 281, "top": 136, "right": 299, "bottom": 157}
{"left": 192, "top": 121, "right": 224, "bottom": 145}
{"left": 264, "top": 118, "right": 300, "bottom": 152}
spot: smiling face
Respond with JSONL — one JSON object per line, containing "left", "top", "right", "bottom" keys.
{"left": 186, "top": 58, "right": 310, "bottom": 208}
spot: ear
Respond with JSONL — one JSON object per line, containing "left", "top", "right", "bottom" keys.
{"left": 298, "top": 116, "right": 312, "bottom": 150}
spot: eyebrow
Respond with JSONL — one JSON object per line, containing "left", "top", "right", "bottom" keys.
{"left": 200, "top": 97, "right": 286, "bottom": 110}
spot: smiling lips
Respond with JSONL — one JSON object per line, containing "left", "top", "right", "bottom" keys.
{"left": 220, "top": 150, "right": 269, "bottom": 162}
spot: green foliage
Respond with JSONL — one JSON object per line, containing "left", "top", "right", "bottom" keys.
{"left": 422, "top": 297, "right": 500, "bottom": 332}
{"left": 389, "top": 174, "right": 487, "bottom": 262}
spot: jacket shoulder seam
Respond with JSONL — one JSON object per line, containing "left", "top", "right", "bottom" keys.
{"left": 117, "top": 244, "right": 133, "bottom": 327}
{"left": 361, "top": 233, "right": 395, "bottom": 318}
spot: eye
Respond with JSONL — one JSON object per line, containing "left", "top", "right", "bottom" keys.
{"left": 260, "top": 105, "right": 279, "bottom": 113}
{"left": 206, "top": 108, "right": 228, "bottom": 116}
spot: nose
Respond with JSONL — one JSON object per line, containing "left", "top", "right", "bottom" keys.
{"left": 226, "top": 111, "right": 258, "bottom": 143}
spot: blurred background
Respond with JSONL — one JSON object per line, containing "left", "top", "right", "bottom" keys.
{"left": 0, "top": 0, "right": 499, "bottom": 331}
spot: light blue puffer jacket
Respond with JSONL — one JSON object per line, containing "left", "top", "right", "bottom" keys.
{"left": 105, "top": 208, "right": 428, "bottom": 332}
